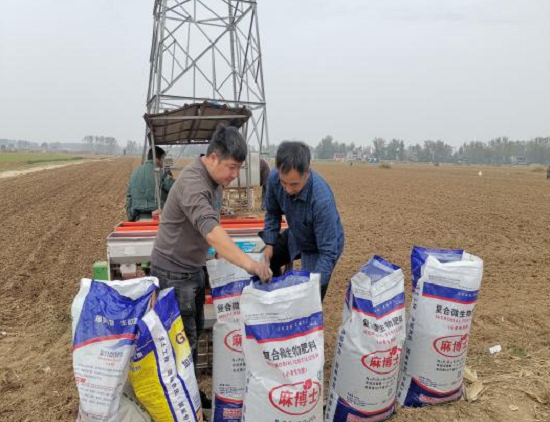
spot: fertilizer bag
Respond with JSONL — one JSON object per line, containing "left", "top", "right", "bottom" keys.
{"left": 206, "top": 254, "right": 261, "bottom": 422}
{"left": 397, "top": 247, "right": 484, "bottom": 407}
{"left": 240, "top": 271, "right": 324, "bottom": 422}
{"left": 325, "top": 256, "right": 406, "bottom": 422}
{"left": 130, "top": 288, "right": 203, "bottom": 422}
{"left": 72, "top": 277, "right": 158, "bottom": 422}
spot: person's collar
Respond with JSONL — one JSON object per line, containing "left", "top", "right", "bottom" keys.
{"left": 197, "top": 157, "right": 219, "bottom": 188}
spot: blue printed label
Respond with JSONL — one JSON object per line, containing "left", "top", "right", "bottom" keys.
{"left": 244, "top": 311, "right": 323, "bottom": 344}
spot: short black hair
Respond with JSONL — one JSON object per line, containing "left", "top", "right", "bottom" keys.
{"left": 206, "top": 124, "right": 247, "bottom": 162}
{"left": 147, "top": 146, "right": 166, "bottom": 161}
{"left": 276, "top": 141, "right": 311, "bottom": 175}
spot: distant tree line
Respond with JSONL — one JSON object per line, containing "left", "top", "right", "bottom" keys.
{"left": 304, "top": 135, "right": 550, "bottom": 164}
{"left": 315, "top": 135, "right": 356, "bottom": 159}
{"left": 82, "top": 136, "right": 120, "bottom": 155}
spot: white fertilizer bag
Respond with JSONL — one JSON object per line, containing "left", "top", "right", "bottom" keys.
{"left": 130, "top": 288, "right": 203, "bottom": 422}
{"left": 325, "top": 256, "right": 406, "bottom": 422}
{"left": 206, "top": 254, "right": 261, "bottom": 422}
{"left": 240, "top": 271, "right": 324, "bottom": 422}
{"left": 397, "top": 247, "right": 484, "bottom": 407}
{"left": 72, "top": 277, "right": 158, "bottom": 422}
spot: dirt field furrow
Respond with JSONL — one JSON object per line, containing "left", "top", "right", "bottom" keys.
{"left": 0, "top": 158, "right": 135, "bottom": 422}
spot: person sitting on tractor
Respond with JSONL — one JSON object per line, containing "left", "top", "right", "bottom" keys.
{"left": 126, "top": 146, "right": 175, "bottom": 221}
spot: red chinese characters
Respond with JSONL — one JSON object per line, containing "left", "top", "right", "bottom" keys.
{"left": 224, "top": 329, "right": 243, "bottom": 353}
{"left": 269, "top": 379, "right": 321, "bottom": 415}
{"left": 361, "top": 346, "right": 401, "bottom": 375}
{"left": 433, "top": 334, "right": 469, "bottom": 358}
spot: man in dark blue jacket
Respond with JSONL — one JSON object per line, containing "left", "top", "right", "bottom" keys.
{"left": 261, "top": 141, "right": 345, "bottom": 300}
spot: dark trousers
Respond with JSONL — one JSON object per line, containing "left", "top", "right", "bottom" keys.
{"left": 269, "top": 230, "right": 329, "bottom": 301}
{"left": 150, "top": 265, "right": 205, "bottom": 368}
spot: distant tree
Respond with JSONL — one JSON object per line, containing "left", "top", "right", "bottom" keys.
{"left": 386, "top": 139, "right": 402, "bottom": 161}
{"left": 406, "top": 144, "right": 422, "bottom": 161}
{"left": 81, "top": 135, "right": 119, "bottom": 154}
{"left": 104, "top": 137, "right": 118, "bottom": 155}
{"left": 398, "top": 140, "right": 405, "bottom": 161}
{"left": 315, "top": 135, "right": 336, "bottom": 159}
{"left": 372, "top": 138, "right": 386, "bottom": 159}
{"left": 82, "top": 136, "right": 94, "bottom": 153}
{"left": 125, "top": 140, "right": 140, "bottom": 155}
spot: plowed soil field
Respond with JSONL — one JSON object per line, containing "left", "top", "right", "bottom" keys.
{"left": 0, "top": 158, "right": 548, "bottom": 422}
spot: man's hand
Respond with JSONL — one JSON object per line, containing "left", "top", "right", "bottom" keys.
{"left": 247, "top": 261, "right": 272, "bottom": 283}
{"left": 206, "top": 226, "right": 272, "bottom": 282}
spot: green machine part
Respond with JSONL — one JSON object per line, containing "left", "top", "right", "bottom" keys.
{"left": 92, "top": 261, "right": 109, "bottom": 280}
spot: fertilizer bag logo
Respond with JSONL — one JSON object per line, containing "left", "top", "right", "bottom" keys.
{"left": 224, "top": 329, "right": 243, "bottom": 353}
{"left": 433, "top": 334, "right": 468, "bottom": 358}
{"left": 361, "top": 346, "right": 401, "bottom": 375}
{"left": 175, "top": 331, "right": 187, "bottom": 345}
{"left": 269, "top": 379, "right": 321, "bottom": 416}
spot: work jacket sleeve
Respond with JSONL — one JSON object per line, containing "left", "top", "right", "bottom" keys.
{"left": 312, "top": 197, "right": 342, "bottom": 285}
{"left": 261, "top": 172, "right": 282, "bottom": 245}
{"left": 179, "top": 182, "right": 219, "bottom": 239}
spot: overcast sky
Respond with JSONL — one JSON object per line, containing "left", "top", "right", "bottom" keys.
{"left": 0, "top": 0, "right": 548, "bottom": 148}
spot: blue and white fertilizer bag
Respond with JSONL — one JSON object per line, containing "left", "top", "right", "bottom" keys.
{"left": 240, "top": 271, "right": 324, "bottom": 422}
{"left": 325, "top": 256, "right": 406, "bottom": 422}
{"left": 397, "top": 246, "right": 484, "bottom": 407}
{"left": 206, "top": 254, "right": 262, "bottom": 422}
{"left": 130, "top": 287, "right": 203, "bottom": 422}
{"left": 71, "top": 277, "right": 158, "bottom": 422}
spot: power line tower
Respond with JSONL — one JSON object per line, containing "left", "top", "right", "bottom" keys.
{"left": 146, "top": 0, "right": 269, "bottom": 154}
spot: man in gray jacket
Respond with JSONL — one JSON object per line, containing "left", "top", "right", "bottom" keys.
{"left": 151, "top": 125, "right": 271, "bottom": 408}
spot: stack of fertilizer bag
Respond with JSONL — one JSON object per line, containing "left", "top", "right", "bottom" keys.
{"left": 207, "top": 255, "right": 324, "bottom": 422}
{"left": 326, "top": 248, "right": 483, "bottom": 421}
{"left": 71, "top": 277, "right": 203, "bottom": 422}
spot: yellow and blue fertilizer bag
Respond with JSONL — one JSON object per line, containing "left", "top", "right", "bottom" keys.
{"left": 130, "top": 288, "right": 203, "bottom": 422}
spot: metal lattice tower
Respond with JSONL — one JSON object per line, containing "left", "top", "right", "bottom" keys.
{"left": 146, "top": 0, "right": 269, "bottom": 153}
